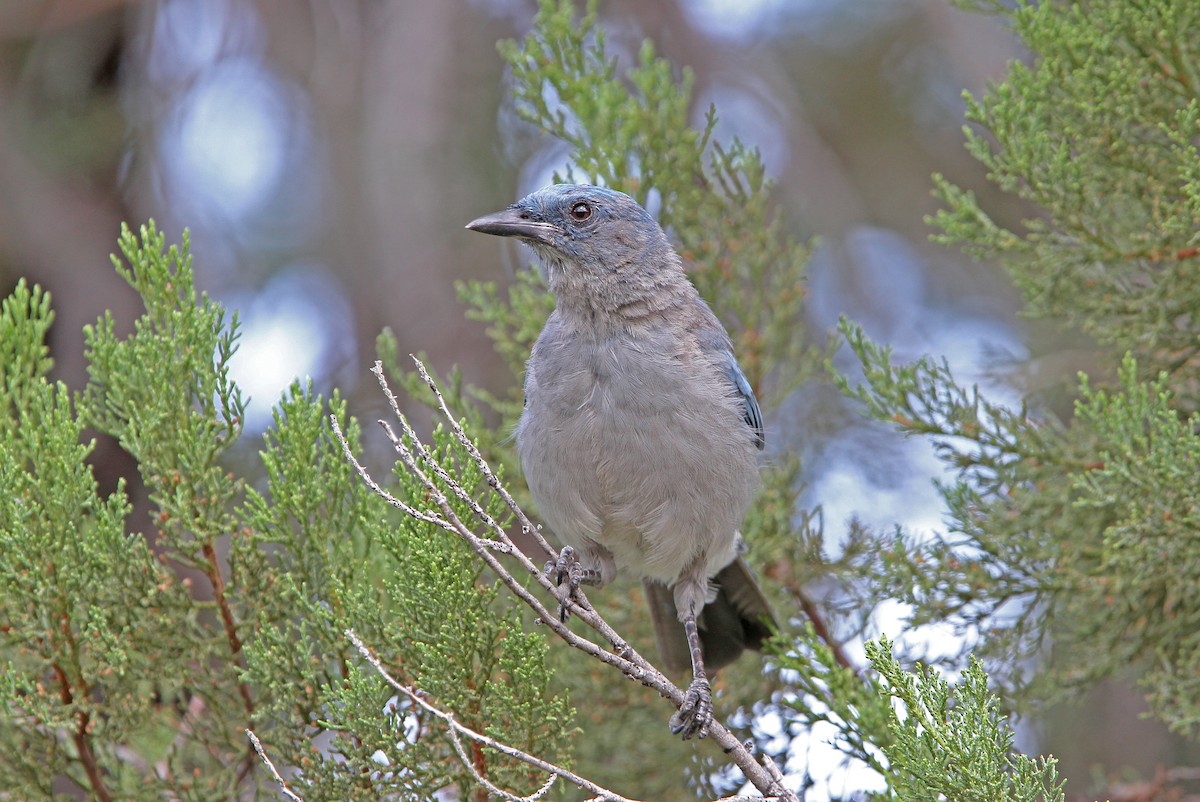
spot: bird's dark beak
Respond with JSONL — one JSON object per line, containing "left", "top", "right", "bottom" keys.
{"left": 465, "top": 208, "right": 557, "bottom": 244}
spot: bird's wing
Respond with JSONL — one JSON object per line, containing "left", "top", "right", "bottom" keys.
{"left": 726, "top": 353, "right": 765, "bottom": 450}
{"left": 697, "top": 319, "right": 765, "bottom": 451}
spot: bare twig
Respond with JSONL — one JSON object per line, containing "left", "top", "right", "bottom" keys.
{"left": 409, "top": 358, "right": 553, "bottom": 558}
{"left": 330, "top": 415, "right": 509, "bottom": 551}
{"left": 246, "top": 729, "right": 305, "bottom": 802}
{"left": 334, "top": 358, "right": 798, "bottom": 801}
{"left": 371, "top": 362, "right": 518, "bottom": 550}
{"left": 347, "top": 629, "right": 633, "bottom": 802}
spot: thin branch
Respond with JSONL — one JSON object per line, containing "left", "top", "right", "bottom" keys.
{"left": 200, "top": 540, "right": 256, "bottom": 718}
{"left": 409, "top": 358, "right": 555, "bottom": 559}
{"left": 246, "top": 729, "right": 305, "bottom": 802}
{"left": 51, "top": 607, "right": 113, "bottom": 802}
{"left": 788, "top": 577, "right": 859, "bottom": 675}
{"left": 1121, "top": 244, "right": 1200, "bottom": 263}
{"left": 347, "top": 629, "right": 633, "bottom": 802}
{"left": 348, "top": 366, "right": 632, "bottom": 660}
{"left": 333, "top": 411, "right": 639, "bottom": 687}
{"left": 400, "top": 359, "right": 642, "bottom": 659}
{"left": 372, "top": 414, "right": 641, "bottom": 676}
{"left": 371, "top": 362, "right": 516, "bottom": 550}
{"left": 71, "top": 709, "right": 112, "bottom": 802}
{"left": 330, "top": 415, "right": 508, "bottom": 551}
{"left": 199, "top": 535, "right": 264, "bottom": 785}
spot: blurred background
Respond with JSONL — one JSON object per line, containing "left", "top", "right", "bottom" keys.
{"left": 0, "top": 0, "right": 1185, "bottom": 795}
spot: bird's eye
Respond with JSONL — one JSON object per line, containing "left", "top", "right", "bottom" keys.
{"left": 569, "top": 202, "right": 592, "bottom": 221}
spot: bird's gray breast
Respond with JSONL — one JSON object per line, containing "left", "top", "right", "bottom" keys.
{"left": 515, "top": 324, "right": 759, "bottom": 582}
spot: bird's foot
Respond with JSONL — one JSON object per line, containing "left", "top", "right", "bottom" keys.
{"left": 543, "top": 546, "right": 600, "bottom": 622}
{"left": 669, "top": 677, "right": 713, "bottom": 740}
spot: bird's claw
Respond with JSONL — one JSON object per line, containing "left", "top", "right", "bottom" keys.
{"left": 545, "top": 546, "right": 585, "bottom": 622}
{"left": 669, "top": 677, "right": 713, "bottom": 740}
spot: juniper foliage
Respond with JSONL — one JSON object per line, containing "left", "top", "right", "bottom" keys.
{"left": 842, "top": 0, "right": 1200, "bottom": 739}
{"left": 0, "top": 225, "right": 572, "bottom": 800}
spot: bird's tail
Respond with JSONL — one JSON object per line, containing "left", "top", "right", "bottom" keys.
{"left": 645, "top": 556, "right": 776, "bottom": 675}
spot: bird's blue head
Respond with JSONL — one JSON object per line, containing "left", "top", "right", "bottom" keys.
{"left": 466, "top": 184, "right": 675, "bottom": 291}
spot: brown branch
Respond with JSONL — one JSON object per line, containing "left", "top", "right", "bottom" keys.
{"left": 472, "top": 740, "right": 490, "bottom": 802}
{"left": 332, "top": 358, "right": 799, "bottom": 801}
{"left": 199, "top": 541, "right": 254, "bottom": 714}
{"left": 52, "top": 650, "right": 113, "bottom": 802}
{"left": 781, "top": 573, "right": 858, "bottom": 675}
{"left": 72, "top": 710, "right": 112, "bottom": 802}
{"left": 764, "top": 536, "right": 859, "bottom": 676}
{"left": 1121, "top": 245, "right": 1200, "bottom": 262}
{"left": 199, "top": 539, "right": 257, "bottom": 784}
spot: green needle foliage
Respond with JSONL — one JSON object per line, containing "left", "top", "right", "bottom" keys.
{"left": 0, "top": 224, "right": 572, "bottom": 800}
{"left": 391, "top": 0, "right": 824, "bottom": 534}
{"left": 867, "top": 638, "right": 1065, "bottom": 802}
{"left": 839, "top": 0, "right": 1200, "bottom": 741}
{"left": 933, "top": 1, "right": 1200, "bottom": 386}
{"left": 0, "top": 280, "right": 196, "bottom": 798}
{"left": 496, "top": 0, "right": 820, "bottom": 395}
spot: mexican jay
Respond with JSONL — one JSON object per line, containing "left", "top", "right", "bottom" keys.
{"left": 466, "top": 184, "right": 774, "bottom": 740}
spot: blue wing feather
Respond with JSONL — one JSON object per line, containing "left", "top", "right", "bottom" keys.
{"left": 695, "top": 309, "right": 766, "bottom": 451}
{"left": 726, "top": 358, "right": 766, "bottom": 450}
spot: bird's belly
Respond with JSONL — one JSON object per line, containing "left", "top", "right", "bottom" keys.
{"left": 517, "top": 356, "right": 757, "bottom": 583}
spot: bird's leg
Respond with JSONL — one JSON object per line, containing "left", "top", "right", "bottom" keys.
{"left": 544, "top": 546, "right": 602, "bottom": 622}
{"left": 668, "top": 602, "right": 713, "bottom": 740}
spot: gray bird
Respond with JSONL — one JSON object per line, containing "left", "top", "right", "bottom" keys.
{"left": 466, "top": 184, "right": 774, "bottom": 740}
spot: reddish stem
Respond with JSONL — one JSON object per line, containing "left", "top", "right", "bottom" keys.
{"left": 200, "top": 540, "right": 255, "bottom": 716}
{"left": 53, "top": 657, "right": 113, "bottom": 802}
